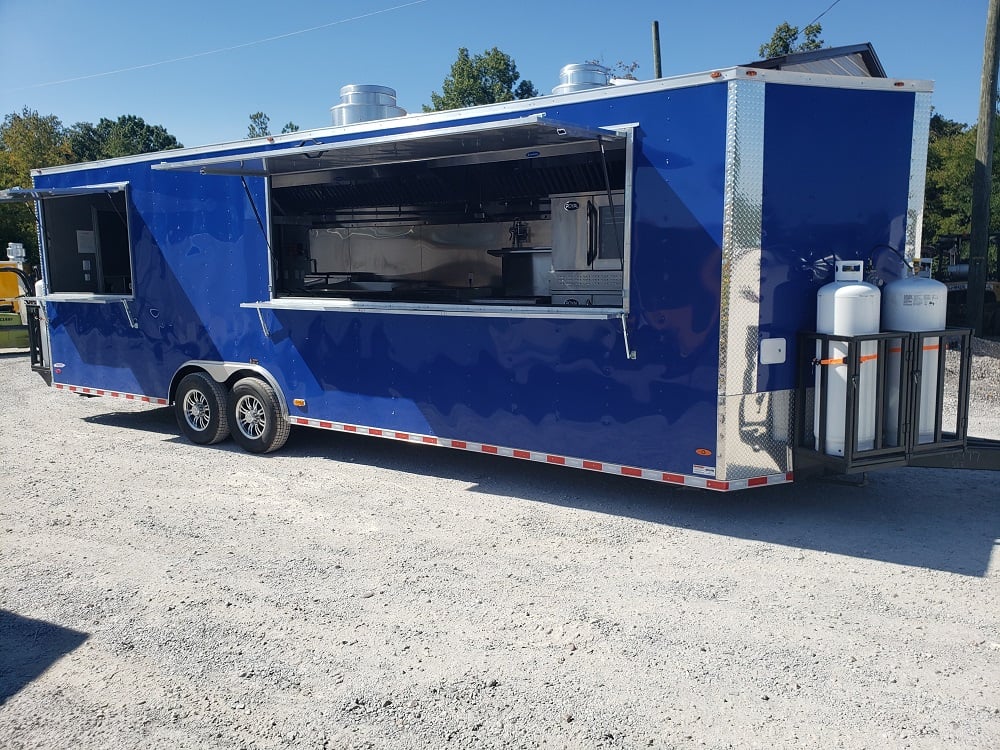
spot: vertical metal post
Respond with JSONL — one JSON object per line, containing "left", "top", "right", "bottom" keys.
{"left": 652, "top": 21, "right": 662, "bottom": 79}
{"left": 873, "top": 337, "right": 886, "bottom": 450}
{"left": 844, "top": 337, "right": 860, "bottom": 461}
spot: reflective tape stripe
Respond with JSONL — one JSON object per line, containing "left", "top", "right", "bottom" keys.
{"left": 285, "top": 415, "right": 792, "bottom": 492}
{"left": 54, "top": 382, "right": 168, "bottom": 405}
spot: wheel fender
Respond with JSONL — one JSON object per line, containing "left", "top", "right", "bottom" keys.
{"left": 168, "top": 360, "right": 289, "bottom": 418}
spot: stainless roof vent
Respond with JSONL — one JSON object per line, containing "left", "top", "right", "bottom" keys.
{"left": 551, "top": 63, "right": 610, "bottom": 95}
{"left": 331, "top": 85, "right": 407, "bottom": 127}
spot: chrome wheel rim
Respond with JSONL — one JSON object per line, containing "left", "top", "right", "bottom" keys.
{"left": 183, "top": 390, "right": 211, "bottom": 432}
{"left": 235, "top": 394, "right": 266, "bottom": 439}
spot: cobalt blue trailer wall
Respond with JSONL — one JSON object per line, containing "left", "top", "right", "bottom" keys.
{"left": 710, "top": 76, "right": 929, "bottom": 483}
{"left": 37, "top": 165, "right": 268, "bottom": 397}
{"left": 25, "top": 69, "right": 931, "bottom": 490}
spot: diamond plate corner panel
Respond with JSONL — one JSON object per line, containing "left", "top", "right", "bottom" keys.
{"left": 905, "top": 92, "right": 932, "bottom": 263}
{"left": 717, "top": 79, "right": 772, "bottom": 480}
{"left": 721, "top": 390, "right": 794, "bottom": 480}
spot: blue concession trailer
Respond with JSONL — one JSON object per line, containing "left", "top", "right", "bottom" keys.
{"left": 4, "top": 65, "right": 964, "bottom": 490}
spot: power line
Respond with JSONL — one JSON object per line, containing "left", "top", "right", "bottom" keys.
{"left": 4, "top": 0, "right": 429, "bottom": 93}
{"left": 807, "top": 0, "right": 846, "bottom": 27}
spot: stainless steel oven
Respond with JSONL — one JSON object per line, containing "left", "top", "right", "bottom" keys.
{"left": 549, "top": 191, "right": 626, "bottom": 306}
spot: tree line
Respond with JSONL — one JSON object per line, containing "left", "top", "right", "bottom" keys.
{"left": 2, "top": 39, "right": 997, "bottom": 271}
{"left": 0, "top": 110, "right": 184, "bottom": 267}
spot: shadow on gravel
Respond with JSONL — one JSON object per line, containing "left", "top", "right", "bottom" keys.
{"left": 76, "top": 407, "right": 999, "bottom": 578}
{"left": 83, "top": 405, "right": 179, "bottom": 436}
{"left": 0, "top": 610, "right": 88, "bottom": 705}
{"left": 279, "top": 427, "right": 1000, "bottom": 578}
{"left": 0, "top": 349, "right": 30, "bottom": 359}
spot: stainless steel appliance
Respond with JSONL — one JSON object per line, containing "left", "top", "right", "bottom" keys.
{"left": 549, "top": 191, "right": 626, "bottom": 306}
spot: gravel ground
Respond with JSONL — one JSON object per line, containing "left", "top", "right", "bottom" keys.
{"left": 0, "top": 346, "right": 998, "bottom": 750}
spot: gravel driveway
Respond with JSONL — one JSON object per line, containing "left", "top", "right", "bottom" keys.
{"left": 1, "top": 347, "right": 998, "bottom": 749}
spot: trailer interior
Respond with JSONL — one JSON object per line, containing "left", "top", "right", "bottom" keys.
{"left": 266, "top": 120, "right": 629, "bottom": 308}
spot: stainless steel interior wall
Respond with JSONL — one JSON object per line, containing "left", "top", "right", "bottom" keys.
{"left": 307, "top": 220, "right": 552, "bottom": 286}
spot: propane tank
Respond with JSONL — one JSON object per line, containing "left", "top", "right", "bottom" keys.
{"left": 882, "top": 258, "right": 948, "bottom": 445}
{"left": 815, "top": 260, "right": 881, "bottom": 456}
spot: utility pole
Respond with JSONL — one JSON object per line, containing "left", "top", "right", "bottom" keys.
{"left": 968, "top": 0, "right": 1000, "bottom": 335}
{"left": 652, "top": 21, "right": 662, "bottom": 79}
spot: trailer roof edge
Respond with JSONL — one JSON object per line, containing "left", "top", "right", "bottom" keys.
{"left": 30, "top": 67, "right": 934, "bottom": 177}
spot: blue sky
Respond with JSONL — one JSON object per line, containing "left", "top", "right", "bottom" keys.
{"left": 0, "top": 0, "right": 990, "bottom": 148}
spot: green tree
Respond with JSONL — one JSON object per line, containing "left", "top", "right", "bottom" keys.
{"left": 758, "top": 22, "right": 823, "bottom": 58}
{"left": 67, "top": 115, "right": 182, "bottom": 161}
{"left": 0, "top": 108, "right": 75, "bottom": 268}
{"left": 248, "top": 112, "right": 271, "bottom": 138}
{"left": 922, "top": 113, "right": 1000, "bottom": 246}
{"left": 586, "top": 59, "right": 640, "bottom": 81}
{"left": 424, "top": 47, "right": 537, "bottom": 112}
{"left": 247, "top": 113, "right": 299, "bottom": 138}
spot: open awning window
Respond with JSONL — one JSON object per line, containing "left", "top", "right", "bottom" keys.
{"left": 2, "top": 183, "right": 135, "bottom": 296}
{"left": 151, "top": 115, "right": 626, "bottom": 178}
{"left": 0, "top": 184, "right": 128, "bottom": 203}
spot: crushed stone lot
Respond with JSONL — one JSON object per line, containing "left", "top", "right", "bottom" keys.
{"left": 0, "top": 347, "right": 998, "bottom": 749}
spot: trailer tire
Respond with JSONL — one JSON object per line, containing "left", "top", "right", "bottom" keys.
{"left": 227, "top": 377, "right": 290, "bottom": 454}
{"left": 175, "top": 372, "right": 230, "bottom": 445}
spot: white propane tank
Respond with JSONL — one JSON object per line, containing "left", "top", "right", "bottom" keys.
{"left": 815, "top": 260, "right": 881, "bottom": 456}
{"left": 882, "top": 258, "right": 948, "bottom": 445}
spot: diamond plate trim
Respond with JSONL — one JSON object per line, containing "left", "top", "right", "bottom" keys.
{"left": 905, "top": 92, "right": 932, "bottom": 263}
{"left": 717, "top": 79, "right": 769, "bottom": 480}
{"left": 721, "top": 390, "right": 794, "bottom": 480}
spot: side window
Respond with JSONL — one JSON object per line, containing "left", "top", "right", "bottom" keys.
{"left": 42, "top": 190, "right": 133, "bottom": 295}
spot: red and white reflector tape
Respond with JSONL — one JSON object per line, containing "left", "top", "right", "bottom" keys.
{"left": 289, "top": 416, "right": 792, "bottom": 491}
{"left": 53, "top": 382, "right": 168, "bottom": 406}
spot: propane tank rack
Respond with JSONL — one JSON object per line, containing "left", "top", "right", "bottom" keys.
{"left": 795, "top": 328, "right": 973, "bottom": 475}
{"left": 24, "top": 301, "right": 50, "bottom": 385}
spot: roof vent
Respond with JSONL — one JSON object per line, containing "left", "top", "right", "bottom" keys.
{"left": 551, "top": 63, "right": 610, "bottom": 95}
{"left": 331, "top": 85, "right": 406, "bottom": 127}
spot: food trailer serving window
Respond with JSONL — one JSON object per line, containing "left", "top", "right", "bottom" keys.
{"left": 0, "top": 184, "right": 133, "bottom": 296}
{"left": 156, "top": 116, "right": 632, "bottom": 313}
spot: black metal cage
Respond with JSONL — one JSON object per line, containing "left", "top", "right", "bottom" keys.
{"left": 795, "top": 328, "right": 972, "bottom": 475}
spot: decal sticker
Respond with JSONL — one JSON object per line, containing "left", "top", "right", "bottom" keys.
{"left": 692, "top": 464, "right": 716, "bottom": 477}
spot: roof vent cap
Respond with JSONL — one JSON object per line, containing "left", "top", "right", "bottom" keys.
{"left": 331, "top": 85, "right": 406, "bottom": 127}
{"left": 552, "top": 63, "right": 610, "bottom": 95}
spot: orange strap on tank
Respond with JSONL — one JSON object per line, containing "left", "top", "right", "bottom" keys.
{"left": 922, "top": 343, "right": 940, "bottom": 352}
{"left": 817, "top": 353, "right": 878, "bottom": 366}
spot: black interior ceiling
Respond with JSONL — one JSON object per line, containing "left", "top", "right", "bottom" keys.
{"left": 271, "top": 150, "right": 627, "bottom": 220}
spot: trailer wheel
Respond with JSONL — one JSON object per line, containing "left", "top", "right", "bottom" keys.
{"left": 227, "top": 377, "right": 290, "bottom": 454}
{"left": 175, "top": 372, "right": 230, "bottom": 445}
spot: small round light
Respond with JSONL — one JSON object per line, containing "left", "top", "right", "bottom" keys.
{"left": 710, "top": 71, "right": 723, "bottom": 79}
